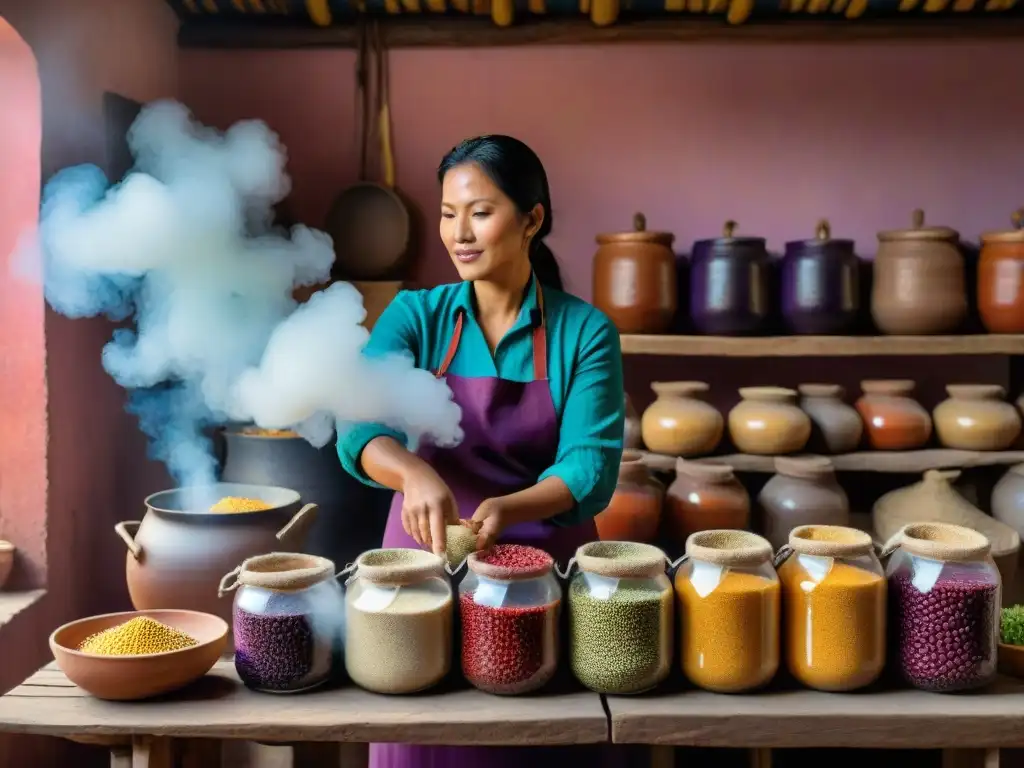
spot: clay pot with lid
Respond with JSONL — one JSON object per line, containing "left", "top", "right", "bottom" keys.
{"left": 798, "top": 383, "right": 863, "bottom": 454}
{"left": 758, "top": 457, "right": 850, "bottom": 550}
{"left": 933, "top": 384, "right": 1022, "bottom": 451}
{"left": 871, "top": 208, "right": 966, "bottom": 335}
{"left": 781, "top": 219, "right": 861, "bottom": 335}
{"left": 641, "top": 381, "right": 723, "bottom": 456}
{"left": 594, "top": 451, "right": 663, "bottom": 543}
{"left": 666, "top": 460, "right": 750, "bottom": 549}
{"left": 979, "top": 209, "right": 1024, "bottom": 333}
{"left": 592, "top": 213, "right": 677, "bottom": 334}
{"left": 855, "top": 379, "right": 933, "bottom": 451}
{"left": 689, "top": 220, "right": 772, "bottom": 336}
{"left": 727, "top": 387, "right": 811, "bottom": 455}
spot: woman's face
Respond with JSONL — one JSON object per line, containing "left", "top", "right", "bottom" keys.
{"left": 440, "top": 162, "right": 541, "bottom": 283}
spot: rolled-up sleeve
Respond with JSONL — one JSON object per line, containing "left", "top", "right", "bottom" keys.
{"left": 336, "top": 291, "right": 420, "bottom": 487}
{"left": 538, "top": 311, "right": 625, "bottom": 526}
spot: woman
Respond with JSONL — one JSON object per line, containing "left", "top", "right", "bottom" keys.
{"left": 337, "top": 135, "right": 625, "bottom": 768}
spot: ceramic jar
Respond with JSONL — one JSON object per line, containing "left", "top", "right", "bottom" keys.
{"left": 781, "top": 219, "right": 860, "bottom": 335}
{"left": 871, "top": 209, "right": 966, "bottom": 335}
{"left": 798, "top": 383, "right": 863, "bottom": 454}
{"left": 624, "top": 394, "right": 642, "bottom": 450}
{"left": 933, "top": 384, "right": 1022, "bottom": 451}
{"left": 666, "top": 460, "right": 750, "bottom": 549}
{"left": 978, "top": 210, "right": 1024, "bottom": 333}
{"left": 759, "top": 457, "right": 850, "bottom": 550}
{"left": 993, "top": 465, "right": 1024, "bottom": 535}
{"left": 592, "top": 213, "right": 676, "bottom": 334}
{"left": 640, "top": 381, "right": 723, "bottom": 456}
{"left": 594, "top": 451, "right": 663, "bottom": 544}
{"left": 115, "top": 483, "right": 318, "bottom": 628}
{"left": 728, "top": 387, "right": 811, "bottom": 455}
{"left": 689, "top": 220, "right": 771, "bottom": 336}
{"left": 855, "top": 379, "right": 933, "bottom": 451}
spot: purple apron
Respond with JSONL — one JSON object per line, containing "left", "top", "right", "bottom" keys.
{"left": 373, "top": 283, "right": 604, "bottom": 768}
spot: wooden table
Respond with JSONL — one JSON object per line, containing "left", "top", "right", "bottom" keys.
{"left": 0, "top": 661, "right": 607, "bottom": 767}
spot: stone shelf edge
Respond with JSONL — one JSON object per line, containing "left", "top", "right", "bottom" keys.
{"left": 637, "top": 449, "right": 1024, "bottom": 474}
{"left": 619, "top": 334, "right": 1024, "bottom": 357}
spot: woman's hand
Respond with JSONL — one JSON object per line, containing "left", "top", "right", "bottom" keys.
{"left": 470, "top": 498, "right": 511, "bottom": 552}
{"left": 400, "top": 462, "right": 459, "bottom": 556}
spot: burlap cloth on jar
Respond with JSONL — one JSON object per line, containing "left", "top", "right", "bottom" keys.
{"left": 569, "top": 540, "right": 669, "bottom": 580}
{"left": 218, "top": 552, "right": 335, "bottom": 596}
{"left": 774, "top": 524, "right": 874, "bottom": 568}
{"left": 686, "top": 529, "right": 773, "bottom": 568}
{"left": 350, "top": 548, "right": 446, "bottom": 587}
{"left": 880, "top": 521, "right": 992, "bottom": 564}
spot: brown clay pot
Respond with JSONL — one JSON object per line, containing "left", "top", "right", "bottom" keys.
{"left": 624, "top": 394, "right": 642, "bottom": 450}
{"left": 758, "top": 457, "right": 850, "bottom": 550}
{"left": 728, "top": 387, "right": 811, "bottom": 455}
{"left": 871, "top": 209, "right": 966, "bottom": 335}
{"left": 592, "top": 212, "right": 677, "bottom": 334}
{"left": 798, "top": 383, "right": 863, "bottom": 454}
{"left": 666, "top": 460, "right": 750, "bottom": 550}
{"left": 933, "top": 384, "right": 1022, "bottom": 451}
{"left": 979, "top": 210, "right": 1024, "bottom": 334}
{"left": 594, "top": 451, "right": 663, "bottom": 543}
{"left": 855, "top": 379, "right": 933, "bottom": 451}
{"left": 115, "top": 483, "right": 318, "bottom": 629}
{"left": 641, "top": 381, "right": 723, "bottom": 456}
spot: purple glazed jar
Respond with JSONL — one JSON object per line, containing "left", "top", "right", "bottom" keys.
{"left": 689, "top": 220, "right": 771, "bottom": 336}
{"left": 781, "top": 219, "right": 861, "bottom": 335}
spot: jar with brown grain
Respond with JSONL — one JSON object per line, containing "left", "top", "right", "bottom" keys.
{"left": 758, "top": 456, "right": 850, "bottom": 550}
{"left": 640, "top": 381, "right": 724, "bottom": 457}
{"left": 871, "top": 209, "right": 966, "bottom": 335}
{"left": 798, "top": 383, "right": 863, "bottom": 454}
{"left": 777, "top": 525, "right": 886, "bottom": 692}
{"left": 978, "top": 209, "right": 1024, "bottom": 334}
{"left": 933, "top": 384, "right": 1022, "bottom": 451}
{"left": 728, "top": 387, "right": 811, "bottom": 455}
{"left": 884, "top": 523, "right": 1000, "bottom": 692}
{"left": 592, "top": 213, "right": 676, "bottom": 335}
{"left": 666, "top": 460, "right": 749, "bottom": 550}
{"left": 344, "top": 548, "right": 453, "bottom": 694}
{"left": 855, "top": 379, "right": 933, "bottom": 450}
{"left": 594, "top": 451, "right": 663, "bottom": 544}
{"left": 675, "top": 530, "right": 779, "bottom": 693}
{"left": 689, "top": 220, "right": 772, "bottom": 336}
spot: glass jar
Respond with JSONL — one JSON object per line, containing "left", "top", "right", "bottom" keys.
{"left": 594, "top": 451, "right": 663, "bottom": 544}
{"left": 885, "top": 522, "right": 1000, "bottom": 692}
{"left": 675, "top": 530, "right": 779, "bottom": 693}
{"left": 344, "top": 548, "right": 453, "bottom": 694}
{"left": 777, "top": 525, "right": 886, "bottom": 692}
{"left": 220, "top": 552, "right": 344, "bottom": 694}
{"left": 855, "top": 379, "right": 933, "bottom": 451}
{"left": 567, "top": 541, "right": 673, "bottom": 694}
{"left": 459, "top": 544, "right": 561, "bottom": 695}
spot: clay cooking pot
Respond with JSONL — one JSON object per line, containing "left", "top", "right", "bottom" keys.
{"left": 115, "top": 483, "right": 318, "bottom": 628}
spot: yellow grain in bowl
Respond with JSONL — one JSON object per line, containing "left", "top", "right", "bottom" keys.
{"left": 241, "top": 427, "right": 300, "bottom": 438}
{"left": 78, "top": 616, "right": 198, "bottom": 656}
{"left": 209, "top": 496, "right": 272, "bottom": 514}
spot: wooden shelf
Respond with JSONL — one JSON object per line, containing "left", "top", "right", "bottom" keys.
{"left": 176, "top": 17, "right": 1024, "bottom": 49}
{"left": 639, "top": 448, "right": 1024, "bottom": 474}
{"left": 606, "top": 677, "right": 1024, "bottom": 748}
{"left": 620, "top": 334, "right": 1024, "bottom": 357}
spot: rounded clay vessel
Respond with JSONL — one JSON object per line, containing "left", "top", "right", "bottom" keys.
{"left": 728, "top": 387, "right": 811, "bottom": 455}
{"left": 641, "top": 381, "right": 723, "bottom": 456}
{"left": 798, "top": 384, "right": 863, "bottom": 454}
{"left": 855, "top": 380, "right": 933, "bottom": 451}
{"left": 933, "top": 384, "right": 1021, "bottom": 451}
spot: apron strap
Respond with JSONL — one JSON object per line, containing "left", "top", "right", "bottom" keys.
{"left": 434, "top": 281, "right": 549, "bottom": 381}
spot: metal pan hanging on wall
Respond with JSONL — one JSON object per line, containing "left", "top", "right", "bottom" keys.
{"left": 325, "top": 21, "right": 412, "bottom": 282}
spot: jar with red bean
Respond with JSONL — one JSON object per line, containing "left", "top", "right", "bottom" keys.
{"left": 885, "top": 522, "right": 1001, "bottom": 693}
{"left": 458, "top": 544, "right": 561, "bottom": 695}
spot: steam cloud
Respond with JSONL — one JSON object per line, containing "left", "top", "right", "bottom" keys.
{"left": 17, "top": 99, "right": 463, "bottom": 489}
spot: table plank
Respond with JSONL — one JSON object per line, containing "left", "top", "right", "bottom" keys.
{"left": 608, "top": 678, "right": 1024, "bottom": 748}
{"left": 0, "top": 661, "right": 606, "bottom": 746}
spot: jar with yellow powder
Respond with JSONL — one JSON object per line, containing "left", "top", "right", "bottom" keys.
{"left": 776, "top": 524, "right": 886, "bottom": 691}
{"left": 675, "top": 530, "right": 779, "bottom": 693}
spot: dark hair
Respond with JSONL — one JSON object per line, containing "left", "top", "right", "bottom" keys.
{"left": 438, "top": 135, "right": 563, "bottom": 291}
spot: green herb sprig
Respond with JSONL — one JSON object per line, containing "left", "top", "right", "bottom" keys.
{"left": 1001, "top": 605, "right": 1024, "bottom": 646}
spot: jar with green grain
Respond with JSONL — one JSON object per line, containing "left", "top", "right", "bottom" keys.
{"left": 566, "top": 541, "right": 674, "bottom": 694}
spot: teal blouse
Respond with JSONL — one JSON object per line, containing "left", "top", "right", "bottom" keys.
{"left": 336, "top": 276, "right": 625, "bottom": 526}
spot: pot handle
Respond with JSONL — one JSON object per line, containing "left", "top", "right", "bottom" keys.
{"left": 276, "top": 503, "right": 319, "bottom": 548}
{"left": 115, "top": 521, "right": 143, "bottom": 561}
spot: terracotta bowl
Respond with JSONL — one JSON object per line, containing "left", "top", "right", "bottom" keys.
{"left": 50, "top": 609, "right": 228, "bottom": 701}
{"left": 999, "top": 643, "right": 1024, "bottom": 679}
{"left": 0, "top": 541, "right": 15, "bottom": 589}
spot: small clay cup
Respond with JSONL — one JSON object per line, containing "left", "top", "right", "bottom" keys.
{"left": 50, "top": 609, "right": 228, "bottom": 701}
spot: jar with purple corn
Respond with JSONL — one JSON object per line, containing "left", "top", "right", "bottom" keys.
{"left": 884, "top": 522, "right": 1000, "bottom": 693}
{"left": 219, "top": 552, "right": 344, "bottom": 694}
